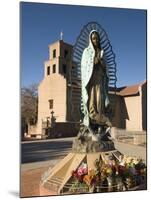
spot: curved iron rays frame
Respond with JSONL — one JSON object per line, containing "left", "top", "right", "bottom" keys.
{"left": 72, "top": 22, "right": 117, "bottom": 118}
{"left": 73, "top": 21, "right": 117, "bottom": 88}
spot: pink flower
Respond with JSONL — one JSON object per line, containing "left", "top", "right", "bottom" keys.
{"left": 77, "top": 168, "right": 83, "bottom": 176}
{"left": 77, "top": 163, "right": 88, "bottom": 176}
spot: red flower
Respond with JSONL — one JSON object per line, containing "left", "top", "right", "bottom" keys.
{"left": 118, "top": 165, "right": 125, "bottom": 175}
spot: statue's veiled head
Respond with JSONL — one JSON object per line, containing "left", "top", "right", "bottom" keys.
{"left": 90, "top": 30, "right": 100, "bottom": 49}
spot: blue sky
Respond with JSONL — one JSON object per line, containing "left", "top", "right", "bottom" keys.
{"left": 20, "top": 2, "right": 147, "bottom": 87}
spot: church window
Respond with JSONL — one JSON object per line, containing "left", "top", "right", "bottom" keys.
{"left": 47, "top": 66, "right": 50, "bottom": 75}
{"left": 64, "top": 50, "right": 68, "bottom": 58}
{"left": 53, "top": 49, "right": 56, "bottom": 58}
{"left": 53, "top": 64, "right": 56, "bottom": 73}
{"left": 49, "top": 99, "right": 53, "bottom": 109}
{"left": 63, "top": 64, "right": 66, "bottom": 74}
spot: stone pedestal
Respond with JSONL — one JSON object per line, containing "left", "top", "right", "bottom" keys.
{"left": 39, "top": 125, "right": 123, "bottom": 195}
{"left": 40, "top": 151, "right": 122, "bottom": 195}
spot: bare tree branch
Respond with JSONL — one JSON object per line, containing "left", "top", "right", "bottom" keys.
{"left": 21, "top": 84, "right": 38, "bottom": 125}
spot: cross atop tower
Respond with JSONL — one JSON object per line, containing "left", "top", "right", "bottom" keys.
{"left": 60, "top": 31, "right": 63, "bottom": 40}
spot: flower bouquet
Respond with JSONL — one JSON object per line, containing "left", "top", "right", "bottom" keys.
{"left": 69, "top": 155, "right": 146, "bottom": 194}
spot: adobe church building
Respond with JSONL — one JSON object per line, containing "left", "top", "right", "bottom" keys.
{"left": 27, "top": 39, "right": 81, "bottom": 139}
{"left": 26, "top": 39, "right": 146, "bottom": 140}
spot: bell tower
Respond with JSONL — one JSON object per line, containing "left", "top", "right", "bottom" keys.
{"left": 36, "top": 39, "right": 73, "bottom": 136}
{"left": 44, "top": 40, "right": 72, "bottom": 80}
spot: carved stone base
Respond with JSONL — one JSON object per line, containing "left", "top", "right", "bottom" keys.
{"left": 72, "top": 125, "right": 115, "bottom": 153}
{"left": 72, "top": 135, "right": 115, "bottom": 153}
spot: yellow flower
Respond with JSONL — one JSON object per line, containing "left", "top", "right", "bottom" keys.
{"left": 106, "top": 167, "right": 112, "bottom": 175}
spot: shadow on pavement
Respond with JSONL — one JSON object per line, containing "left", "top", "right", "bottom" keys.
{"left": 21, "top": 140, "right": 72, "bottom": 163}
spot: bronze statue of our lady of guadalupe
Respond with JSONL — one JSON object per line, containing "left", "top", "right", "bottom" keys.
{"left": 81, "top": 30, "right": 111, "bottom": 131}
{"left": 72, "top": 22, "right": 117, "bottom": 150}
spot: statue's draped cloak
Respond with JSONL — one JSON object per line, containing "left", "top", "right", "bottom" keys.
{"left": 81, "top": 30, "right": 110, "bottom": 127}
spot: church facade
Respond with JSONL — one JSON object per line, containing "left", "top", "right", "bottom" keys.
{"left": 27, "top": 40, "right": 81, "bottom": 138}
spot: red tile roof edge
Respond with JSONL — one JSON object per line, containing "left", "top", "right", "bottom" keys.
{"left": 117, "top": 80, "right": 146, "bottom": 96}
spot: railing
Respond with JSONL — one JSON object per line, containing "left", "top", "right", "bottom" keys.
{"left": 60, "top": 175, "right": 146, "bottom": 194}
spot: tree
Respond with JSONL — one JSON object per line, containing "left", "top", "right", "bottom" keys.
{"left": 21, "top": 84, "right": 38, "bottom": 134}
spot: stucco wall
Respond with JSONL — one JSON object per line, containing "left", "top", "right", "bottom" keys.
{"left": 37, "top": 75, "right": 67, "bottom": 134}
{"left": 142, "top": 82, "right": 147, "bottom": 130}
{"left": 124, "top": 95, "right": 142, "bottom": 131}
{"left": 111, "top": 95, "right": 128, "bottom": 129}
